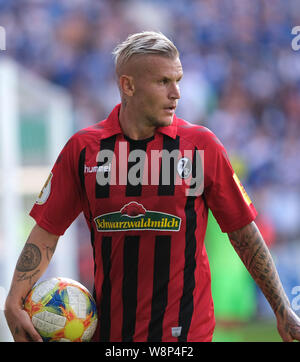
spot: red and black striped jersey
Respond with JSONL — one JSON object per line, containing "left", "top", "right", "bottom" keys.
{"left": 30, "top": 104, "right": 257, "bottom": 342}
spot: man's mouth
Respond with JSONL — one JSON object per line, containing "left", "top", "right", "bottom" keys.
{"left": 164, "top": 105, "right": 176, "bottom": 112}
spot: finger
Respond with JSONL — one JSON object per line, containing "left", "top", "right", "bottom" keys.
{"left": 291, "top": 329, "right": 300, "bottom": 342}
{"left": 20, "top": 310, "right": 43, "bottom": 342}
{"left": 25, "top": 331, "right": 43, "bottom": 342}
{"left": 282, "top": 334, "right": 293, "bottom": 342}
{"left": 24, "top": 325, "right": 43, "bottom": 342}
{"left": 278, "top": 328, "right": 294, "bottom": 342}
{"left": 12, "top": 326, "right": 38, "bottom": 342}
{"left": 22, "top": 320, "right": 43, "bottom": 342}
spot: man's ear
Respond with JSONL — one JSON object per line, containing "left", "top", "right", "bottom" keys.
{"left": 119, "top": 75, "right": 135, "bottom": 97}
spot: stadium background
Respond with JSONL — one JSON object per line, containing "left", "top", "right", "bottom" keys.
{"left": 1, "top": 0, "right": 300, "bottom": 342}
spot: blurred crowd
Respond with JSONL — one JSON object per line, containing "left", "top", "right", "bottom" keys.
{"left": 1, "top": 0, "right": 300, "bottom": 248}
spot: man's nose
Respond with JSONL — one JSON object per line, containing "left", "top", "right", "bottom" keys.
{"left": 169, "top": 82, "right": 180, "bottom": 100}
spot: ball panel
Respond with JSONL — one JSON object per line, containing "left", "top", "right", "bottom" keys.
{"left": 82, "top": 319, "right": 98, "bottom": 341}
{"left": 32, "top": 310, "right": 66, "bottom": 334}
{"left": 57, "top": 277, "right": 90, "bottom": 294}
{"left": 31, "top": 278, "right": 58, "bottom": 303}
{"left": 66, "top": 286, "right": 87, "bottom": 319}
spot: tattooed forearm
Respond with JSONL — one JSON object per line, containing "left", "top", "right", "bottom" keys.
{"left": 42, "top": 243, "right": 56, "bottom": 261}
{"left": 16, "top": 270, "right": 40, "bottom": 285}
{"left": 16, "top": 243, "right": 41, "bottom": 272}
{"left": 228, "top": 222, "right": 290, "bottom": 314}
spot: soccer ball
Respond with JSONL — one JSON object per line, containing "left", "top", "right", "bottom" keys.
{"left": 24, "top": 277, "right": 98, "bottom": 342}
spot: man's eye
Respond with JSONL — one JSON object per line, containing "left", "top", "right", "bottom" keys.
{"left": 160, "top": 78, "right": 169, "bottom": 84}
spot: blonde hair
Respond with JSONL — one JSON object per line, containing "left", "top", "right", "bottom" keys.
{"left": 112, "top": 31, "right": 179, "bottom": 75}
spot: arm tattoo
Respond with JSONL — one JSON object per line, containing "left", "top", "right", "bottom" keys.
{"left": 42, "top": 243, "right": 56, "bottom": 261}
{"left": 16, "top": 269, "right": 40, "bottom": 285}
{"left": 228, "top": 222, "right": 290, "bottom": 314}
{"left": 16, "top": 243, "right": 41, "bottom": 272}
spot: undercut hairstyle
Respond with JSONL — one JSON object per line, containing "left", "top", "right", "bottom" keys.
{"left": 112, "top": 31, "right": 179, "bottom": 75}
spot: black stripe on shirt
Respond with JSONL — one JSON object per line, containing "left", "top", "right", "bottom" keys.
{"left": 147, "top": 235, "right": 171, "bottom": 341}
{"left": 178, "top": 150, "right": 198, "bottom": 341}
{"left": 96, "top": 135, "right": 117, "bottom": 199}
{"left": 78, "top": 147, "right": 86, "bottom": 190}
{"left": 99, "top": 236, "right": 112, "bottom": 341}
{"left": 122, "top": 235, "right": 140, "bottom": 341}
{"left": 90, "top": 227, "right": 97, "bottom": 302}
{"left": 78, "top": 147, "right": 98, "bottom": 299}
{"left": 158, "top": 135, "right": 180, "bottom": 196}
{"left": 125, "top": 136, "right": 152, "bottom": 197}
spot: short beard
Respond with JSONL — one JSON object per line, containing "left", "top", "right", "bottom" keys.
{"left": 146, "top": 114, "right": 173, "bottom": 128}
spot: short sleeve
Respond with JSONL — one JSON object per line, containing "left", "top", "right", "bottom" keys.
{"left": 30, "top": 137, "right": 83, "bottom": 235}
{"left": 203, "top": 132, "right": 257, "bottom": 233}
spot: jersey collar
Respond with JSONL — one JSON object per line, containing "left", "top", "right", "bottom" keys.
{"left": 99, "top": 104, "right": 178, "bottom": 140}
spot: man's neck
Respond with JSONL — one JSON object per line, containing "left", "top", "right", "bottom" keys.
{"left": 118, "top": 103, "right": 156, "bottom": 140}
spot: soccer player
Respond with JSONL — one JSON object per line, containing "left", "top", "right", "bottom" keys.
{"left": 5, "top": 31, "right": 300, "bottom": 342}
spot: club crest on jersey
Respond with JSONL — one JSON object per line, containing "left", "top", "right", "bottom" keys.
{"left": 177, "top": 157, "right": 192, "bottom": 179}
{"left": 94, "top": 201, "right": 181, "bottom": 232}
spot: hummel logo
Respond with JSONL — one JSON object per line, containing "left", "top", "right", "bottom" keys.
{"left": 84, "top": 163, "right": 111, "bottom": 173}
